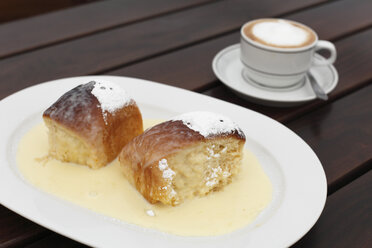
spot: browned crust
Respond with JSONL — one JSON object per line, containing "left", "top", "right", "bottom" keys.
{"left": 120, "top": 120, "right": 244, "bottom": 169}
{"left": 119, "top": 119, "right": 245, "bottom": 205}
{"left": 102, "top": 104, "right": 143, "bottom": 162}
{"left": 43, "top": 82, "right": 102, "bottom": 142}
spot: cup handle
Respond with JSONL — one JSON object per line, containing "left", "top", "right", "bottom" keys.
{"left": 313, "top": 40, "right": 337, "bottom": 66}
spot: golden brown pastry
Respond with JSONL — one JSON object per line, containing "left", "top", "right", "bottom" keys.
{"left": 43, "top": 80, "right": 143, "bottom": 169}
{"left": 119, "top": 111, "right": 245, "bottom": 206}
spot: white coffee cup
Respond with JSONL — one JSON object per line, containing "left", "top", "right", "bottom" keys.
{"left": 240, "top": 18, "right": 337, "bottom": 88}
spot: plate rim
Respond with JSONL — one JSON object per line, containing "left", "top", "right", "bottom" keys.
{"left": 0, "top": 76, "right": 327, "bottom": 248}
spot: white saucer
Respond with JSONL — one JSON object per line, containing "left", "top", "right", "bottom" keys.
{"left": 212, "top": 44, "right": 338, "bottom": 107}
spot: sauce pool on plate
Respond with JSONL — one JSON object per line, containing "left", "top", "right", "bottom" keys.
{"left": 17, "top": 119, "right": 272, "bottom": 236}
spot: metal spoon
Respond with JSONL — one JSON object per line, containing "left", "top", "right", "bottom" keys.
{"left": 307, "top": 70, "right": 328, "bottom": 101}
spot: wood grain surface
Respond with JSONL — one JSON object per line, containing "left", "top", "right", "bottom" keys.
{"left": 0, "top": 0, "right": 327, "bottom": 100}
{"left": 108, "top": 0, "right": 372, "bottom": 91}
{"left": 0, "top": 0, "right": 217, "bottom": 59}
{"left": 294, "top": 170, "right": 372, "bottom": 248}
{"left": 24, "top": 234, "right": 88, "bottom": 248}
{"left": 287, "top": 0, "right": 372, "bottom": 40}
{"left": 287, "top": 83, "right": 372, "bottom": 189}
{"left": 0, "top": 0, "right": 98, "bottom": 24}
{"left": 0, "top": 207, "right": 47, "bottom": 247}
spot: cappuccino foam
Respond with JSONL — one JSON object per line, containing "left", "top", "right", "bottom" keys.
{"left": 244, "top": 19, "right": 316, "bottom": 48}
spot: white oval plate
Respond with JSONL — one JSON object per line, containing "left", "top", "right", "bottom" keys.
{"left": 0, "top": 76, "right": 326, "bottom": 248}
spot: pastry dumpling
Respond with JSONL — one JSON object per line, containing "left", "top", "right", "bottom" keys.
{"left": 119, "top": 111, "right": 245, "bottom": 206}
{"left": 43, "top": 80, "right": 143, "bottom": 169}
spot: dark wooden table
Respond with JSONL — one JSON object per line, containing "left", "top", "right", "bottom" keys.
{"left": 0, "top": 0, "right": 371, "bottom": 247}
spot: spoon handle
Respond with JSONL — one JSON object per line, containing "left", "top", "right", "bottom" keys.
{"left": 308, "top": 71, "right": 328, "bottom": 101}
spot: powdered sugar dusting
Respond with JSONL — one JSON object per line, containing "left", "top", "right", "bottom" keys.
{"left": 145, "top": 209, "right": 155, "bottom": 217}
{"left": 172, "top": 111, "right": 244, "bottom": 138}
{"left": 158, "top": 159, "right": 168, "bottom": 171}
{"left": 158, "top": 159, "right": 177, "bottom": 199}
{"left": 205, "top": 166, "right": 222, "bottom": 187}
{"left": 163, "top": 169, "right": 175, "bottom": 179}
{"left": 206, "top": 145, "right": 220, "bottom": 160}
{"left": 170, "top": 189, "right": 177, "bottom": 197}
{"left": 90, "top": 80, "right": 133, "bottom": 123}
{"left": 223, "top": 171, "right": 231, "bottom": 178}
{"left": 158, "top": 159, "right": 175, "bottom": 180}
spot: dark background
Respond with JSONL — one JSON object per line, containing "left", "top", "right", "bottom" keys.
{"left": 0, "top": 0, "right": 99, "bottom": 24}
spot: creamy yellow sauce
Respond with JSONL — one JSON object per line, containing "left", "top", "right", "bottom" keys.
{"left": 17, "top": 119, "right": 272, "bottom": 236}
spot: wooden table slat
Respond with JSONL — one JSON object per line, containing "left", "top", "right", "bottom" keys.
{"left": 0, "top": 0, "right": 327, "bottom": 100}
{"left": 285, "top": 82, "right": 372, "bottom": 189}
{"left": 287, "top": 0, "right": 372, "bottom": 40}
{"left": 0, "top": 0, "right": 217, "bottom": 59}
{"left": 293, "top": 170, "right": 372, "bottom": 248}
{"left": 24, "top": 234, "right": 88, "bottom": 248}
{"left": 107, "top": 0, "right": 372, "bottom": 93}
{"left": 0, "top": 206, "right": 47, "bottom": 247}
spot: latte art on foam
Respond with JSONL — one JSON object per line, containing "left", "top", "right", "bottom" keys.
{"left": 243, "top": 19, "right": 316, "bottom": 48}
{"left": 253, "top": 21, "right": 308, "bottom": 46}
